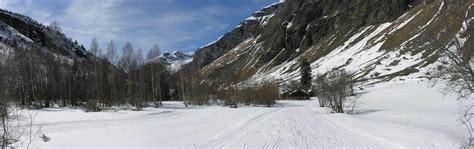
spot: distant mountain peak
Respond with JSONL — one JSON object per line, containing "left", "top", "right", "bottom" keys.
{"left": 147, "top": 50, "right": 194, "bottom": 72}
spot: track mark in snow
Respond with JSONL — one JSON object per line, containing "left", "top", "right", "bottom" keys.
{"left": 197, "top": 107, "right": 284, "bottom": 148}
{"left": 202, "top": 100, "right": 459, "bottom": 148}
{"left": 40, "top": 110, "right": 181, "bottom": 134}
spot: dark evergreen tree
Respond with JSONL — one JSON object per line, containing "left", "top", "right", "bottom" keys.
{"left": 300, "top": 59, "right": 312, "bottom": 91}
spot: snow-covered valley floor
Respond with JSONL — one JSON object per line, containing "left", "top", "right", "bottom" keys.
{"left": 21, "top": 80, "right": 467, "bottom": 148}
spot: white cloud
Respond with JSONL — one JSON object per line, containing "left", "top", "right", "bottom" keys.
{"left": 59, "top": 0, "right": 123, "bottom": 49}
{"left": 0, "top": 0, "right": 276, "bottom": 53}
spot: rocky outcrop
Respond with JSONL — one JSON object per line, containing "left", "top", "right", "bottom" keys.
{"left": 192, "top": 0, "right": 419, "bottom": 69}
{"left": 0, "top": 9, "right": 89, "bottom": 59}
{"left": 190, "top": 4, "right": 280, "bottom": 69}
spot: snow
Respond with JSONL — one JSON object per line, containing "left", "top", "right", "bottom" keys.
{"left": 15, "top": 79, "right": 467, "bottom": 148}
{"left": 248, "top": 2, "right": 451, "bottom": 84}
{"left": 145, "top": 51, "right": 193, "bottom": 72}
{"left": 168, "top": 57, "right": 193, "bottom": 72}
{"left": 251, "top": 22, "right": 394, "bottom": 83}
{"left": 245, "top": 13, "right": 275, "bottom": 26}
{"left": 0, "top": 20, "right": 34, "bottom": 45}
{"left": 200, "top": 36, "right": 224, "bottom": 49}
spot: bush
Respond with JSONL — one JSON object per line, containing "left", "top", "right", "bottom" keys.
{"left": 86, "top": 100, "right": 101, "bottom": 112}
{"left": 217, "top": 86, "right": 237, "bottom": 107}
{"left": 188, "top": 83, "right": 215, "bottom": 106}
{"left": 239, "top": 87, "right": 256, "bottom": 105}
{"left": 253, "top": 82, "right": 279, "bottom": 107}
{"left": 41, "top": 134, "right": 51, "bottom": 142}
{"left": 218, "top": 81, "right": 279, "bottom": 107}
{"left": 313, "top": 69, "right": 354, "bottom": 113}
{"left": 313, "top": 74, "right": 328, "bottom": 107}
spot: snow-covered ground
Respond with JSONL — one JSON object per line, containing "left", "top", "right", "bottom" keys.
{"left": 17, "top": 79, "right": 467, "bottom": 148}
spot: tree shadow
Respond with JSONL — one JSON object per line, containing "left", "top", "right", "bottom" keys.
{"left": 274, "top": 101, "right": 304, "bottom": 107}
{"left": 348, "top": 109, "right": 384, "bottom": 115}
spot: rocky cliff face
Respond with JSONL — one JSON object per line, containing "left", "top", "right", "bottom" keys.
{"left": 0, "top": 9, "right": 91, "bottom": 62}
{"left": 189, "top": 0, "right": 473, "bottom": 87}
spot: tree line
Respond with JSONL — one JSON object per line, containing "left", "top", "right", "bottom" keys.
{"left": 0, "top": 38, "right": 176, "bottom": 111}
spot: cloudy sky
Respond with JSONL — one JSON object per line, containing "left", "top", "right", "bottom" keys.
{"left": 0, "top": 0, "right": 278, "bottom": 53}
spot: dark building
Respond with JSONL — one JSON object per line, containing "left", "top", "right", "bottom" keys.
{"left": 282, "top": 90, "right": 310, "bottom": 100}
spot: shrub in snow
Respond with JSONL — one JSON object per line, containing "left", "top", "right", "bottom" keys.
{"left": 429, "top": 11, "right": 473, "bottom": 147}
{"left": 218, "top": 86, "right": 239, "bottom": 107}
{"left": 187, "top": 82, "right": 216, "bottom": 106}
{"left": 0, "top": 101, "right": 41, "bottom": 148}
{"left": 313, "top": 69, "right": 355, "bottom": 113}
{"left": 41, "top": 134, "right": 51, "bottom": 142}
{"left": 86, "top": 100, "right": 101, "bottom": 112}
{"left": 218, "top": 81, "right": 279, "bottom": 107}
{"left": 252, "top": 82, "right": 279, "bottom": 107}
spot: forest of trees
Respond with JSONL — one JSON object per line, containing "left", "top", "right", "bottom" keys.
{"left": 0, "top": 38, "right": 174, "bottom": 111}
{"left": 0, "top": 35, "right": 281, "bottom": 112}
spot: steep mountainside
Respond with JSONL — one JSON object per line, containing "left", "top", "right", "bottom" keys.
{"left": 189, "top": 0, "right": 473, "bottom": 87}
{"left": 0, "top": 9, "right": 91, "bottom": 63}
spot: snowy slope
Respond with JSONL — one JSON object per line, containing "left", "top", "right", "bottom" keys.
{"left": 191, "top": 0, "right": 473, "bottom": 88}
{"left": 247, "top": 1, "right": 468, "bottom": 84}
{"left": 146, "top": 51, "right": 193, "bottom": 72}
{"left": 15, "top": 79, "right": 466, "bottom": 148}
{"left": 0, "top": 9, "right": 91, "bottom": 61}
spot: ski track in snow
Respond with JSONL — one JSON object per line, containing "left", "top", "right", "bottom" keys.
{"left": 39, "top": 110, "right": 181, "bottom": 134}
{"left": 200, "top": 99, "right": 460, "bottom": 149}
{"left": 21, "top": 80, "right": 465, "bottom": 149}
{"left": 197, "top": 107, "right": 284, "bottom": 148}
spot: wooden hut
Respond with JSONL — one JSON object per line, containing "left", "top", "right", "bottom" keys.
{"left": 282, "top": 89, "right": 310, "bottom": 100}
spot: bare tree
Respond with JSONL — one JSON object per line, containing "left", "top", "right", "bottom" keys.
{"left": 430, "top": 3, "right": 473, "bottom": 146}
{"left": 89, "top": 38, "right": 100, "bottom": 56}
{"left": 135, "top": 48, "right": 145, "bottom": 110}
{"left": 118, "top": 41, "right": 136, "bottom": 73}
{"left": 105, "top": 40, "right": 118, "bottom": 65}
{"left": 105, "top": 40, "right": 118, "bottom": 105}
{"left": 146, "top": 43, "right": 161, "bottom": 61}
{"left": 313, "top": 69, "right": 354, "bottom": 113}
{"left": 0, "top": 101, "right": 36, "bottom": 148}
{"left": 48, "top": 21, "right": 61, "bottom": 33}
{"left": 313, "top": 74, "right": 328, "bottom": 107}
{"left": 25, "top": 111, "right": 41, "bottom": 149}
{"left": 146, "top": 44, "right": 162, "bottom": 107}
{"left": 178, "top": 61, "right": 188, "bottom": 107}
{"left": 88, "top": 38, "right": 102, "bottom": 111}
{"left": 118, "top": 41, "right": 140, "bottom": 109}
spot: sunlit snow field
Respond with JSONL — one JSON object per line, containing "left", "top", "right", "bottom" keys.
{"left": 15, "top": 79, "right": 466, "bottom": 148}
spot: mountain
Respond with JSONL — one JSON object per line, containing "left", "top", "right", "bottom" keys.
{"left": 0, "top": 9, "right": 91, "bottom": 62}
{"left": 188, "top": 0, "right": 473, "bottom": 87}
{"left": 158, "top": 51, "right": 193, "bottom": 65}
{"left": 147, "top": 51, "right": 194, "bottom": 72}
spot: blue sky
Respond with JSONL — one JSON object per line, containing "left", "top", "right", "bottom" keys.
{"left": 0, "top": 0, "right": 278, "bottom": 53}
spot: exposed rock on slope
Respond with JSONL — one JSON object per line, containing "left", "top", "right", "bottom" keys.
{"left": 189, "top": 0, "right": 473, "bottom": 87}
{"left": 0, "top": 9, "right": 91, "bottom": 62}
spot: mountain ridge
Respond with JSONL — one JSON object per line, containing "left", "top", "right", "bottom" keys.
{"left": 0, "top": 9, "right": 90, "bottom": 61}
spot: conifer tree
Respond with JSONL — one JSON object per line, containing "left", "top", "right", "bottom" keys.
{"left": 300, "top": 59, "right": 312, "bottom": 91}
